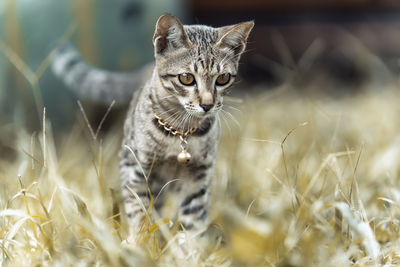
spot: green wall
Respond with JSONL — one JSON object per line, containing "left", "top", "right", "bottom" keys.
{"left": 0, "top": 0, "right": 186, "bottom": 130}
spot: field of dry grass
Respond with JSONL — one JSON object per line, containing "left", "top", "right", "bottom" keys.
{"left": 2, "top": 80, "right": 400, "bottom": 266}
{"left": 1, "top": 15, "right": 400, "bottom": 263}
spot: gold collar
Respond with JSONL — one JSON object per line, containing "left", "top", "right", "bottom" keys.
{"left": 153, "top": 112, "right": 198, "bottom": 138}
{"left": 150, "top": 97, "right": 198, "bottom": 164}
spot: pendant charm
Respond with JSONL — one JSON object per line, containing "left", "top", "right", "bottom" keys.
{"left": 177, "top": 136, "right": 191, "bottom": 164}
{"left": 177, "top": 149, "right": 191, "bottom": 164}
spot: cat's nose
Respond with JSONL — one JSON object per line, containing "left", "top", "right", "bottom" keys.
{"left": 200, "top": 103, "right": 213, "bottom": 112}
{"left": 199, "top": 91, "right": 213, "bottom": 112}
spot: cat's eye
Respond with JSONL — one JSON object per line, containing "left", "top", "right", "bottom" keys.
{"left": 216, "top": 73, "right": 231, "bottom": 86}
{"left": 178, "top": 73, "right": 196, "bottom": 86}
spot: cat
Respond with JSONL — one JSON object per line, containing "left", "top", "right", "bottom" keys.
{"left": 52, "top": 14, "right": 254, "bottom": 237}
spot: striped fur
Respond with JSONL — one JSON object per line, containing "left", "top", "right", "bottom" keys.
{"left": 52, "top": 14, "right": 253, "bottom": 237}
{"left": 52, "top": 44, "right": 154, "bottom": 106}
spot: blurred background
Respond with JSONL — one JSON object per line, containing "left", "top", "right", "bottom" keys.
{"left": 2, "top": 0, "right": 400, "bottom": 146}
{"left": 4, "top": 2, "right": 400, "bottom": 265}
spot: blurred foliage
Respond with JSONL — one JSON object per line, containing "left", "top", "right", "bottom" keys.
{"left": 2, "top": 86, "right": 400, "bottom": 266}
{"left": 0, "top": 0, "right": 185, "bottom": 130}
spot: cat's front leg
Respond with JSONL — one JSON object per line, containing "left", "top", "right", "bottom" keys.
{"left": 120, "top": 147, "right": 152, "bottom": 238}
{"left": 177, "top": 163, "right": 213, "bottom": 235}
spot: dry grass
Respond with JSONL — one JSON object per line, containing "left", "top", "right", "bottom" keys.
{"left": 1, "top": 85, "right": 400, "bottom": 266}
{"left": 2, "top": 20, "right": 400, "bottom": 265}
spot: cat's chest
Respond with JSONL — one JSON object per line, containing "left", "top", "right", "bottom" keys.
{"left": 161, "top": 135, "right": 214, "bottom": 160}
{"left": 138, "top": 116, "right": 218, "bottom": 159}
{"left": 154, "top": 139, "right": 216, "bottom": 180}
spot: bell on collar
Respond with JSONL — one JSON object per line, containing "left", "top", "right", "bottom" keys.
{"left": 177, "top": 149, "right": 191, "bottom": 164}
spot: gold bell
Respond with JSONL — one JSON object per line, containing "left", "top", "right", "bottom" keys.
{"left": 177, "top": 149, "right": 191, "bottom": 164}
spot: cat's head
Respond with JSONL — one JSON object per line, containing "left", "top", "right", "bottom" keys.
{"left": 153, "top": 14, "right": 254, "bottom": 118}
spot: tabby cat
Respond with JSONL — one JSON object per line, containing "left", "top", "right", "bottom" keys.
{"left": 52, "top": 14, "right": 254, "bottom": 237}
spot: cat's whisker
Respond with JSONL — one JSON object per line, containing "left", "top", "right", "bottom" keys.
{"left": 184, "top": 114, "right": 192, "bottom": 132}
{"left": 159, "top": 108, "right": 179, "bottom": 119}
{"left": 163, "top": 110, "right": 180, "bottom": 122}
{"left": 221, "top": 109, "right": 241, "bottom": 129}
{"left": 171, "top": 110, "right": 185, "bottom": 126}
{"left": 221, "top": 43, "right": 252, "bottom": 67}
{"left": 220, "top": 49, "right": 235, "bottom": 66}
{"left": 184, "top": 111, "right": 191, "bottom": 129}
{"left": 164, "top": 110, "right": 184, "bottom": 128}
{"left": 157, "top": 107, "right": 178, "bottom": 118}
{"left": 216, "top": 114, "right": 222, "bottom": 130}
{"left": 220, "top": 43, "right": 244, "bottom": 65}
{"left": 217, "top": 114, "right": 222, "bottom": 133}
{"left": 178, "top": 112, "right": 190, "bottom": 132}
{"left": 185, "top": 112, "right": 196, "bottom": 132}
{"left": 188, "top": 113, "right": 196, "bottom": 131}
{"left": 224, "top": 104, "right": 242, "bottom": 113}
{"left": 169, "top": 110, "right": 187, "bottom": 130}
{"left": 186, "top": 113, "right": 194, "bottom": 132}
{"left": 219, "top": 110, "right": 232, "bottom": 136}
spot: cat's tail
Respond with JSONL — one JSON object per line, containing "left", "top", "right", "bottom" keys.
{"left": 51, "top": 43, "right": 154, "bottom": 106}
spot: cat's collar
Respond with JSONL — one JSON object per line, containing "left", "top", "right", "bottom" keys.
{"left": 150, "top": 97, "right": 199, "bottom": 138}
{"left": 153, "top": 111, "right": 198, "bottom": 138}
{"left": 150, "top": 96, "right": 199, "bottom": 164}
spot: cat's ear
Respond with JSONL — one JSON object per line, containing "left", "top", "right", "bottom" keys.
{"left": 153, "top": 14, "right": 191, "bottom": 54}
{"left": 215, "top": 21, "right": 254, "bottom": 57}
